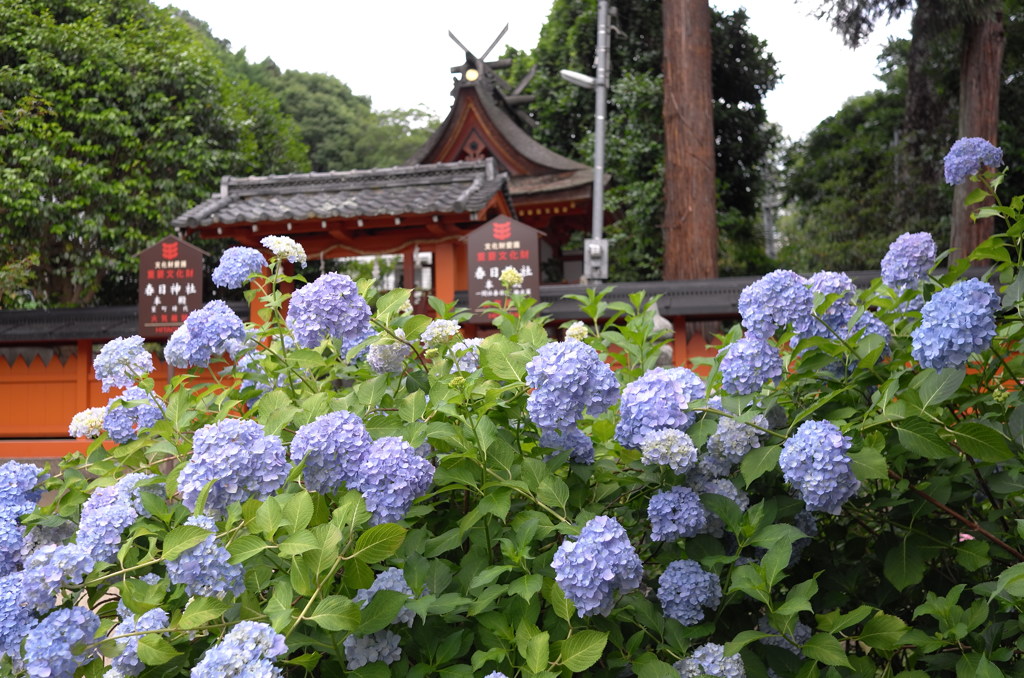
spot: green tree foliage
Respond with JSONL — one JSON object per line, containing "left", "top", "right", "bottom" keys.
{"left": 0, "top": 0, "right": 309, "bottom": 306}
{"left": 782, "top": 15, "right": 1024, "bottom": 272}
{"left": 512, "top": 1, "right": 780, "bottom": 279}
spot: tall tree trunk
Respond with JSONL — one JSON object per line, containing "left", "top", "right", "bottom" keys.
{"left": 895, "top": 0, "right": 951, "bottom": 234}
{"left": 662, "top": 0, "right": 717, "bottom": 280}
{"left": 951, "top": 3, "right": 1004, "bottom": 260}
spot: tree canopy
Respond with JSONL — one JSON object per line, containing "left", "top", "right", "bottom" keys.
{"left": 512, "top": 0, "right": 780, "bottom": 279}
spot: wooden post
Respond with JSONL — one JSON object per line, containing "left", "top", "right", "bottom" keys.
{"left": 434, "top": 241, "right": 457, "bottom": 303}
{"left": 661, "top": 0, "right": 718, "bottom": 281}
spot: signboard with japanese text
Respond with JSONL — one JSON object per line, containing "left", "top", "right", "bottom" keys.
{"left": 137, "top": 236, "right": 205, "bottom": 338}
{"left": 466, "top": 216, "right": 542, "bottom": 321}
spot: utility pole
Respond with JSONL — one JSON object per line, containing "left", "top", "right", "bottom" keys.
{"left": 560, "top": 0, "right": 612, "bottom": 283}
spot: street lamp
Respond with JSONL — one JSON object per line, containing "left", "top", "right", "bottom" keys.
{"left": 559, "top": 0, "right": 612, "bottom": 283}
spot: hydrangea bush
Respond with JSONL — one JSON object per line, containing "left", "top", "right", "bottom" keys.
{"left": 5, "top": 140, "right": 1024, "bottom": 676}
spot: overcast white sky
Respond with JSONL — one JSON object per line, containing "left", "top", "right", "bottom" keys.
{"left": 158, "top": 0, "right": 912, "bottom": 141}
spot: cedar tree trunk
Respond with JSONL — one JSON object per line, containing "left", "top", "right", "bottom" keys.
{"left": 951, "top": 5, "right": 1004, "bottom": 260}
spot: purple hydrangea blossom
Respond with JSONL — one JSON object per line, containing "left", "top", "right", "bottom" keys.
{"left": 286, "top": 273, "right": 372, "bottom": 352}
{"left": 779, "top": 420, "right": 860, "bottom": 514}
{"left": 451, "top": 337, "right": 484, "bottom": 372}
{"left": 851, "top": 310, "right": 892, "bottom": 343}
{"left": 539, "top": 425, "right": 595, "bottom": 464}
{"left": 0, "top": 504, "right": 30, "bottom": 577}
{"left": 615, "top": 367, "right": 705, "bottom": 449}
{"left": 367, "top": 330, "right": 411, "bottom": 374}
{"left": 166, "top": 515, "right": 245, "bottom": 598}
{"left": 260, "top": 235, "right": 306, "bottom": 265}
{"left": 290, "top": 411, "right": 373, "bottom": 495}
{"left": 738, "top": 270, "right": 814, "bottom": 338}
{"left": 343, "top": 630, "right": 402, "bottom": 670}
{"left": 178, "top": 419, "right": 288, "bottom": 515}
{"left": 192, "top": 621, "right": 287, "bottom": 677}
{"left": 23, "top": 607, "right": 99, "bottom": 678}
{"left": 758, "top": 616, "right": 812, "bottom": 656}
{"left": 0, "top": 460, "right": 44, "bottom": 506}
{"left": 68, "top": 406, "right": 107, "bottom": 439}
{"left": 484, "top": 674, "right": 510, "bottom": 678}
{"left": 799, "top": 271, "right": 859, "bottom": 340}
{"left": 108, "top": 607, "right": 170, "bottom": 677}
{"left": 692, "top": 476, "right": 750, "bottom": 537}
{"left": 103, "top": 387, "right": 163, "bottom": 444}
{"left": 0, "top": 572, "right": 36, "bottom": 656}
{"left": 212, "top": 247, "right": 268, "bottom": 288}
{"left": 944, "top": 137, "right": 1003, "bottom": 185}
{"left": 526, "top": 340, "right": 619, "bottom": 431}
{"left": 881, "top": 232, "right": 937, "bottom": 292}
{"left": 701, "top": 399, "right": 768, "bottom": 478}
{"left": 165, "top": 300, "right": 245, "bottom": 368}
{"left": 639, "top": 428, "right": 698, "bottom": 474}
{"left": 718, "top": 337, "right": 782, "bottom": 396}
{"left": 352, "top": 567, "right": 416, "bottom": 627}
{"left": 74, "top": 475, "right": 149, "bottom": 563}
{"left": 648, "top": 486, "right": 707, "bottom": 541}
{"left": 551, "top": 515, "right": 643, "bottom": 617}
{"left": 19, "top": 543, "right": 95, "bottom": 613}
{"left": 911, "top": 279, "right": 999, "bottom": 369}
{"left": 674, "top": 642, "right": 746, "bottom": 678}
{"left": 657, "top": 559, "right": 721, "bottom": 626}
{"left": 94, "top": 336, "right": 154, "bottom": 392}
{"left": 352, "top": 437, "right": 435, "bottom": 525}
{"left": 807, "top": 271, "right": 857, "bottom": 302}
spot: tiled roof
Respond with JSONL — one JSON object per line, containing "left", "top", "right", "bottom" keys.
{"left": 172, "top": 159, "right": 509, "bottom": 230}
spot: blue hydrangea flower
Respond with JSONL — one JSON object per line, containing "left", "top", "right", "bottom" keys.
{"left": 944, "top": 137, "right": 1003, "bottom": 185}
{"left": 451, "top": 337, "right": 484, "bottom": 372}
{"left": 911, "top": 279, "right": 998, "bottom": 369}
{"left": 286, "top": 273, "right": 372, "bottom": 352}
{"left": 260, "top": 235, "right": 307, "bottom": 265}
{"left": 19, "top": 543, "right": 95, "bottom": 613}
{"left": 290, "top": 410, "right": 372, "bottom": 495}
{"left": 166, "top": 515, "right": 245, "bottom": 598}
{"left": 851, "top": 310, "right": 891, "bottom": 343}
{"left": 881, "top": 232, "right": 937, "bottom": 291}
{"left": 539, "top": 426, "right": 595, "bottom": 464}
{"left": 799, "top": 271, "right": 859, "bottom": 340}
{"left": 674, "top": 642, "right": 745, "bottom": 678}
{"left": 212, "top": 247, "right": 268, "bottom": 288}
{"left": 352, "top": 437, "right": 435, "bottom": 525}
{"left": 94, "top": 336, "right": 154, "bottom": 392}
{"left": 179, "top": 419, "right": 288, "bottom": 515}
{"left": 353, "top": 567, "right": 416, "bottom": 627}
{"left": 639, "top": 428, "right": 698, "bottom": 474}
{"left": 779, "top": 420, "right": 860, "bottom": 514}
{"left": 343, "top": 630, "right": 402, "bottom": 670}
{"left": 367, "top": 330, "right": 411, "bottom": 374}
{"left": 527, "top": 340, "right": 619, "bottom": 432}
{"left": 649, "top": 486, "right": 707, "bottom": 541}
{"left": 691, "top": 476, "right": 750, "bottom": 537}
{"left": 718, "top": 337, "right": 782, "bottom": 396}
{"left": 75, "top": 475, "right": 151, "bottom": 564}
{"left": 165, "top": 300, "right": 245, "bottom": 369}
{"left": 103, "top": 387, "right": 163, "bottom": 444}
{"left": 69, "top": 406, "right": 107, "bottom": 439}
{"left": 108, "top": 607, "right": 170, "bottom": 677}
{"left": 24, "top": 607, "right": 100, "bottom": 678}
{"left": 192, "top": 621, "right": 287, "bottom": 677}
{"left": 807, "top": 271, "right": 857, "bottom": 302}
{"left": 0, "top": 460, "right": 45, "bottom": 506}
{"left": 758, "top": 616, "right": 812, "bottom": 656}
{"left": 738, "top": 270, "right": 814, "bottom": 338}
{"left": 551, "top": 515, "right": 642, "bottom": 617}
{"left": 615, "top": 367, "right": 705, "bottom": 449}
{"left": 0, "top": 572, "right": 36, "bottom": 656}
{"left": 657, "top": 559, "right": 721, "bottom": 626}
{"left": 484, "top": 674, "right": 510, "bottom": 678}
{"left": 0, "top": 503, "right": 30, "bottom": 577}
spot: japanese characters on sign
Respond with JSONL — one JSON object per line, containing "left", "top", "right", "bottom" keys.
{"left": 137, "top": 237, "right": 205, "bottom": 338}
{"left": 466, "top": 216, "right": 542, "bottom": 321}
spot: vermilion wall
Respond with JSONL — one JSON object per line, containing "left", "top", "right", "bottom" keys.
{"left": 1, "top": 331, "right": 720, "bottom": 461}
